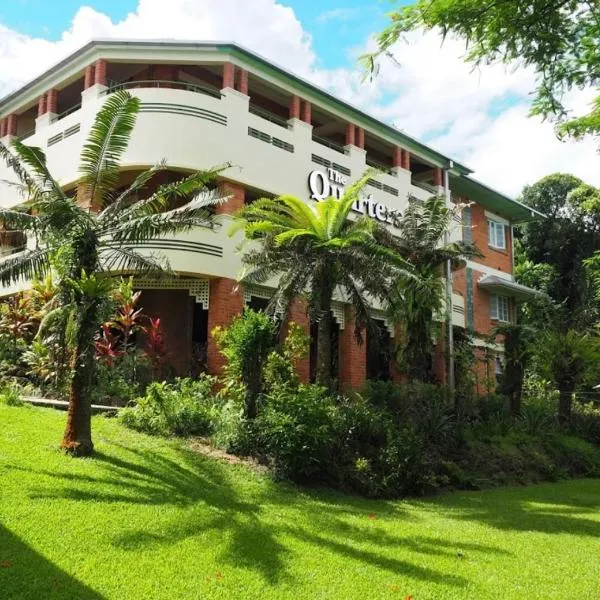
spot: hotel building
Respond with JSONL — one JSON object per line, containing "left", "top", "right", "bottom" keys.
{"left": 0, "top": 40, "right": 542, "bottom": 389}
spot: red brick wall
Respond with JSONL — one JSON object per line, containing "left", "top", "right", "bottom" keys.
{"left": 283, "top": 298, "right": 310, "bottom": 383}
{"left": 469, "top": 203, "right": 512, "bottom": 275}
{"left": 338, "top": 307, "right": 367, "bottom": 391}
{"left": 138, "top": 289, "right": 193, "bottom": 376}
{"left": 206, "top": 277, "right": 244, "bottom": 375}
{"left": 217, "top": 181, "right": 245, "bottom": 215}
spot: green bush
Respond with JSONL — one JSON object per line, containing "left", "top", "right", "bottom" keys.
{"left": 120, "top": 375, "right": 218, "bottom": 436}
{"left": 571, "top": 401, "right": 600, "bottom": 444}
{"left": 0, "top": 386, "right": 24, "bottom": 407}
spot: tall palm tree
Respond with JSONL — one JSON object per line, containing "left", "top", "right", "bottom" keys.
{"left": 230, "top": 175, "right": 412, "bottom": 389}
{"left": 0, "top": 91, "right": 225, "bottom": 455}
{"left": 386, "top": 195, "right": 480, "bottom": 383}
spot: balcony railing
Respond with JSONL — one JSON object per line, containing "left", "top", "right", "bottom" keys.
{"left": 249, "top": 105, "right": 288, "bottom": 128}
{"left": 56, "top": 102, "right": 82, "bottom": 121}
{"left": 412, "top": 179, "right": 437, "bottom": 194}
{"left": 366, "top": 158, "right": 393, "bottom": 175}
{"left": 107, "top": 80, "right": 222, "bottom": 99}
{"left": 312, "top": 134, "right": 345, "bottom": 154}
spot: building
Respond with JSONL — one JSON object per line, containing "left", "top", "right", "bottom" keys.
{"left": 0, "top": 39, "right": 542, "bottom": 389}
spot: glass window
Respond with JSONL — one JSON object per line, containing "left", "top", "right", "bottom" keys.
{"left": 490, "top": 294, "right": 510, "bottom": 322}
{"left": 488, "top": 219, "right": 506, "bottom": 250}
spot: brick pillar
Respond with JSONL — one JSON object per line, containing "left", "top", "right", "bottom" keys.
{"left": 76, "top": 183, "right": 98, "bottom": 212}
{"left": 283, "top": 298, "right": 310, "bottom": 383}
{"left": 207, "top": 278, "right": 245, "bottom": 376}
{"left": 402, "top": 149, "right": 411, "bottom": 171}
{"left": 339, "top": 307, "right": 367, "bottom": 391}
{"left": 433, "top": 167, "right": 443, "bottom": 187}
{"left": 237, "top": 69, "right": 248, "bottom": 95}
{"left": 217, "top": 181, "right": 245, "bottom": 215}
{"left": 0, "top": 119, "right": 5, "bottom": 138}
{"left": 84, "top": 65, "right": 95, "bottom": 89}
{"left": 37, "top": 95, "right": 47, "bottom": 117}
{"left": 356, "top": 127, "right": 365, "bottom": 149}
{"left": 392, "top": 146, "right": 402, "bottom": 168}
{"left": 345, "top": 123, "right": 356, "bottom": 146}
{"left": 289, "top": 95, "right": 301, "bottom": 119}
{"left": 222, "top": 62, "right": 235, "bottom": 89}
{"left": 301, "top": 100, "right": 311, "bottom": 124}
{"left": 46, "top": 89, "right": 58, "bottom": 115}
{"left": 94, "top": 59, "right": 107, "bottom": 86}
{"left": 6, "top": 114, "right": 17, "bottom": 137}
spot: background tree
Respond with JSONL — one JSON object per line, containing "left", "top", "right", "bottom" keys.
{"left": 0, "top": 90, "right": 225, "bottom": 455}
{"left": 231, "top": 176, "right": 412, "bottom": 390}
{"left": 386, "top": 195, "right": 479, "bottom": 383}
{"left": 367, "top": 0, "right": 600, "bottom": 143}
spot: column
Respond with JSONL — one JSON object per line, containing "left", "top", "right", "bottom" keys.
{"left": 217, "top": 181, "right": 245, "bottom": 215}
{"left": 0, "top": 119, "right": 5, "bottom": 138}
{"left": 356, "top": 127, "right": 365, "bottom": 149}
{"left": 94, "top": 59, "right": 107, "bottom": 86}
{"left": 222, "top": 62, "right": 235, "bottom": 90}
{"left": 6, "top": 114, "right": 17, "bottom": 137}
{"left": 84, "top": 65, "right": 95, "bottom": 90}
{"left": 345, "top": 123, "right": 356, "bottom": 146}
{"left": 402, "top": 149, "right": 411, "bottom": 171}
{"left": 338, "top": 306, "right": 367, "bottom": 391}
{"left": 237, "top": 69, "right": 249, "bottom": 95}
{"left": 433, "top": 167, "right": 443, "bottom": 187}
{"left": 289, "top": 95, "right": 301, "bottom": 120}
{"left": 207, "top": 278, "right": 245, "bottom": 376}
{"left": 392, "top": 146, "right": 402, "bottom": 168}
{"left": 46, "top": 89, "right": 58, "bottom": 115}
{"left": 301, "top": 100, "right": 311, "bottom": 124}
{"left": 37, "top": 95, "right": 47, "bottom": 117}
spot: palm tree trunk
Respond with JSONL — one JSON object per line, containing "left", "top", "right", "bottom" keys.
{"left": 316, "top": 309, "right": 333, "bottom": 389}
{"left": 558, "top": 385, "right": 573, "bottom": 426}
{"left": 61, "top": 301, "right": 98, "bottom": 456}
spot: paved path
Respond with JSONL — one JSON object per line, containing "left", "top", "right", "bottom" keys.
{"left": 22, "top": 397, "right": 120, "bottom": 414}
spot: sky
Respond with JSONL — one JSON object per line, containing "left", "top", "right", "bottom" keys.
{"left": 0, "top": 0, "right": 597, "bottom": 196}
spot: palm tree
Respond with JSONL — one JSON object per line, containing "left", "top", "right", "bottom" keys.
{"left": 0, "top": 91, "right": 225, "bottom": 455}
{"left": 386, "top": 195, "right": 480, "bottom": 383}
{"left": 230, "top": 175, "right": 412, "bottom": 389}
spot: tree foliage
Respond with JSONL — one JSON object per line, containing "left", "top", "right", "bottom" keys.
{"left": 367, "top": 0, "right": 600, "bottom": 143}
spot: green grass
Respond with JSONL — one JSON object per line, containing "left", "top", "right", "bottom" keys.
{"left": 1, "top": 405, "right": 600, "bottom": 599}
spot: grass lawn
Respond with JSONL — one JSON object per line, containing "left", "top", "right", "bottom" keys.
{"left": 1, "top": 405, "right": 600, "bottom": 599}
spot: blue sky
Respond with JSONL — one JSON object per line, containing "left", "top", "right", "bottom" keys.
{"left": 0, "top": 0, "right": 393, "bottom": 69}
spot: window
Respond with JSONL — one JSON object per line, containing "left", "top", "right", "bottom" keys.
{"left": 488, "top": 219, "right": 506, "bottom": 250}
{"left": 490, "top": 294, "right": 510, "bottom": 322}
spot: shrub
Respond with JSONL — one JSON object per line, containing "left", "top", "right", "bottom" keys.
{"left": 519, "top": 398, "right": 556, "bottom": 436}
{"left": 0, "top": 386, "right": 24, "bottom": 407}
{"left": 571, "top": 401, "right": 600, "bottom": 444}
{"left": 93, "top": 352, "right": 153, "bottom": 406}
{"left": 120, "top": 375, "right": 218, "bottom": 436}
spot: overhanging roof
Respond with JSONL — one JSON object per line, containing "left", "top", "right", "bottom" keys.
{"left": 478, "top": 274, "right": 542, "bottom": 300}
{"left": 451, "top": 174, "right": 545, "bottom": 223}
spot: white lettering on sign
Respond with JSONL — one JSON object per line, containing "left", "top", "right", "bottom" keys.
{"left": 308, "top": 168, "right": 401, "bottom": 226}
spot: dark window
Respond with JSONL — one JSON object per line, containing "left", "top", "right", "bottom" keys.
{"left": 192, "top": 301, "right": 208, "bottom": 373}
{"left": 247, "top": 295, "right": 270, "bottom": 312}
{"left": 366, "top": 319, "right": 392, "bottom": 381}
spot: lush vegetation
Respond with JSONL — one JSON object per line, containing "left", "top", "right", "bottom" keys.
{"left": 367, "top": 0, "right": 600, "bottom": 143}
{"left": 0, "top": 90, "right": 225, "bottom": 455}
{"left": 2, "top": 404, "right": 600, "bottom": 600}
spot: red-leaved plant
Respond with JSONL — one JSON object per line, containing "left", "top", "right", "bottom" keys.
{"left": 145, "top": 317, "right": 168, "bottom": 379}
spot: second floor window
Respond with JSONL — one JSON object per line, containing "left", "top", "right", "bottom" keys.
{"left": 490, "top": 294, "right": 510, "bottom": 322}
{"left": 488, "top": 219, "right": 506, "bottom": 250}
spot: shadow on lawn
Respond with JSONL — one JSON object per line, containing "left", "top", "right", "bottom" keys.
{"left": 0, "top": 525, "right": 104, "bottom": 600}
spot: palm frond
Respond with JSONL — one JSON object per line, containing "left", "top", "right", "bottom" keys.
{"left": 79, "top": 90, "right": 140, "bottom": 199}
{"left": 0, "top": 208, "right": 40, "bottom": 232}
{"left": 0, "top": 246, "right": 53, "bottom": 286}
{"left": 99, "top": 245, "right": 169, "bottom": 275}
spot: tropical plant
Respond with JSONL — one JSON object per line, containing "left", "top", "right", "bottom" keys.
{"left": 386, "top": 195, "right": 480, "bottom": 383}
{"left": 0, "top": 90, "right": 226, "bottom": 455}
{"left": 230, "top": 174, "right": 412, "bottom": 389}
{"left": 145, "top": 317, "right": 168, "bottom": 380}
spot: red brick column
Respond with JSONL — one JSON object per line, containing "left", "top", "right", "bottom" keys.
{"left": 402, "top": 149, "right": 411, "bottom": 171}
{"left": 37, "top": 95, "right": 47, "bottom": 117}
{"left": 339, "top": 307, "right": 367, "bottom": 391}
{"left": 222, "top": 62, "right": 235, "bottom": 89}
{"left": 207, "top": 278, "right": 245, "bottom": 375}
{"left": 283, "top": 298, "right": 310, "bottom": 383}
{"left": 46, "top": 89, "right": 58, "bottom": 114}
{"left": 289, "top": 95, "right": 301, "bottom": 119}
{"left": 345, "top": 123, "right": 356, "bottom": 146}
{"left": 301, "top": 100, "right": 311, "bottom": 124}
{"left": 94, "top": 59, "right": 107, "bottom": 86}
{"left": 217, "top": 181, "right": 245, "bottom": 215}
{"left": 237, "top": 69, "right": 248, "bottom": 95}
{"left": 356, "top": 127, "right": 365, "bottom": 149}
{"left": 84, "top": 65, "right": 95, "bottom": 89}
{"left": 433, "top": 167, "right": 443, "bottom": 187}
{"left": 0, "top": 119, "right": 5, "bottom": 138}
{"left": 6, "top": 114, "right": 17, "bottom": 137}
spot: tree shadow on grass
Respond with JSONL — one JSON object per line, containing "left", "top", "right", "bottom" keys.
{"left": 414, "top": 479, "right": 600, "bottom": 538}
{"left": 0, "top": 524, "right": 104, "bottom": 600}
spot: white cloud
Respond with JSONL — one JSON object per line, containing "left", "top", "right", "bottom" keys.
{"left": 0, "top": 1, "right": 597, "bottom": 197}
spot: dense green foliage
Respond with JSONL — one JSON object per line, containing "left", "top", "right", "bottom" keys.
{"left": 368, "top": 0, "right": 600, "bottom": 143}
{"left": 0, "top": 91, "right": 225, "bottom": 454}
{"left": 3, "top": 404, "right": 600, "bottom": 600}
